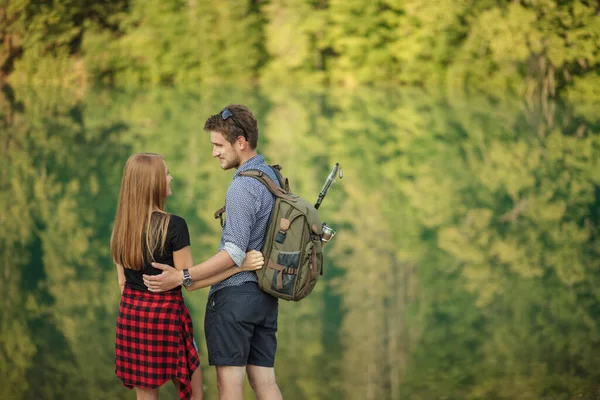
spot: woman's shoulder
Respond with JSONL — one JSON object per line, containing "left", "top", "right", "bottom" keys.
{"left": 167, "top": 213, "right": 188, "bottom": 228}
{"left": 166, "top": 213, "right": 190, "bottom": 249}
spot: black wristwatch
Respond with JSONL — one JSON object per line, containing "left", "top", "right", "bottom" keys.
{"left": 182, "top": 269, "right": 193, "bottom": 287}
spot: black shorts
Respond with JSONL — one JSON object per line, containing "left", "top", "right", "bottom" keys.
{"left": 204, "top": 282, "right": 278, "bottom": 367}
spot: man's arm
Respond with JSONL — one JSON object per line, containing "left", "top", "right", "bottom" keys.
{"left": 145, "top": 247, "right": 264, "bottom": 292}
{"left": 143, "top": 249, "right": 236, "bottom": 293}
{"left": 143, "top": 181, "right": 258, "bottom": 292}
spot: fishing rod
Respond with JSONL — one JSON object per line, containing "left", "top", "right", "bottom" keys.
{"left": 315, "top": 163, "right": 343, "bottom": 243}
{"left": 315, "top": 162, "right": 343, "bottom": 210}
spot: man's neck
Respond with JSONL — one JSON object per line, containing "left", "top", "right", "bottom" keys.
{"left": 237, "top": 151, "right": 259, "bottom": 168}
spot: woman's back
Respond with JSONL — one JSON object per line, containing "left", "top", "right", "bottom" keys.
{"left": 124, "top": 212, "right": 190, "bottom": 292}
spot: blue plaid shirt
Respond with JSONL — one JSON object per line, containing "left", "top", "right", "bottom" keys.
{"left": 209, "top": 154, "right": 279, "bottom": 296}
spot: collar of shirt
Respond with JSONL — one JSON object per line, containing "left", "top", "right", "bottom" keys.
{"left": 233, "top": 154, "right": 266, "bottom": 179}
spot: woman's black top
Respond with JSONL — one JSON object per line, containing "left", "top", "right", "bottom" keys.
{"left": 124, "top": 213, "right": 190, "bottom": 292}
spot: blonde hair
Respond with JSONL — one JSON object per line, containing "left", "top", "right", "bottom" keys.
{"left": 110, "top": 153, "right": 171, "bottom": 270}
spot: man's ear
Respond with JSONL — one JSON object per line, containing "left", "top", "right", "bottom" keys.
{"left": 236, "top": 136, "right": 247, "bottom": 150}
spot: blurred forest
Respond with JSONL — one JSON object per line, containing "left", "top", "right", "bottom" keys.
{"left": 1, "top": 84, "right": 599, "bottom": 399}
{"left": 1, "top": 1, "right": 600, "bottom": 399}
{"left": 0, "top": 0, "right": 599, "bottom": 101}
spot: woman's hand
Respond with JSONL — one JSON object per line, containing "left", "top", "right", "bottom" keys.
{"left": 241, "top": 250, "right": 265, "bottom": 271}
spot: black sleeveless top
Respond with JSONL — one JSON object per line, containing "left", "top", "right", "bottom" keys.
{"left": 124, "top": 213, "right": 190, "bottom": 292}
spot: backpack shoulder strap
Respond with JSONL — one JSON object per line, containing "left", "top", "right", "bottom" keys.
{"left": 239, "top": 169, "right": 295, "bottom": 201}
{"left": 213, "top": 168, "right": 294, "bottom": 227}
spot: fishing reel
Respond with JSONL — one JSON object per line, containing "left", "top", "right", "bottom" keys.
{"left": 321, "top": 222, "right": 336, "bottom": 244}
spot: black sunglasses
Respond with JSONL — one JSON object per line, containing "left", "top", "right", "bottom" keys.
{"left": 220, "top": 108, "right": 248, "bottom": 140}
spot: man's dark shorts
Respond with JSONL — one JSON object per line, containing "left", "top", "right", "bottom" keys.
{"left": 204, "top": 282, "right": 278, "bottom": 367}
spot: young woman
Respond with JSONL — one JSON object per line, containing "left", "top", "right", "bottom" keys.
{"left": 110, "top": 153, "right": 263, "bottom": 400}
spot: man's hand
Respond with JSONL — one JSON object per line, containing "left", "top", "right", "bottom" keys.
{"left": 240, "top": 250, "right": 265, "bottom": 271}
{"left": 143, "top": 263, "right": 184, "bottom": 292}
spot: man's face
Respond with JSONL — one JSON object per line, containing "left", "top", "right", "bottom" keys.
{"left": 210, "top": 131, "right": 240, "bottom": 170}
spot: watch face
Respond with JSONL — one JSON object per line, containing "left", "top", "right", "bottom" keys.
{"left": 183, "top": 278, "right": 193, "bottom": 287}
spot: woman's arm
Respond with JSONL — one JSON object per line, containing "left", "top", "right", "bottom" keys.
{"left": 173, "top": 247, "right": 263, "bottom": 291}
{"left": 116, "top": 263, "right": 126, "bottom": 294}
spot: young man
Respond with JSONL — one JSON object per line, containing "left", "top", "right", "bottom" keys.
{"left": 143, "top": 104, "right": 283, "bottom": 400}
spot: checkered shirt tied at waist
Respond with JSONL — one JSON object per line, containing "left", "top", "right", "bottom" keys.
{"left": 209, "top": 154, "right": 280, "bottom": 297}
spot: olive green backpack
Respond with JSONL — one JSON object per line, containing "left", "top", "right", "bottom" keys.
{"left": 214, "top": 165, "right": 323, "bottom": 301}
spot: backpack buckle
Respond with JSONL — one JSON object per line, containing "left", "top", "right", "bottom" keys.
{"left": 275, "top": 218, "right": 291, "bottom": 244}
{"left": 275, "top": 231, "right": 286, "bottom": 244}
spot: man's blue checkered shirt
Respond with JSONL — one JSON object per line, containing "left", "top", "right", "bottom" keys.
{"left": 209, "top": 154, "right": 279, "bottom": 296}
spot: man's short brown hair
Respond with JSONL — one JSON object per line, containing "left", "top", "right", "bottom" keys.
{"left": 204, "top": 104, "right": 259, "bottom": 149}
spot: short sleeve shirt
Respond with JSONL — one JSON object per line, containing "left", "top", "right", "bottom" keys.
{"left": 124, "top": 213, "right": 190, "bottom": 292}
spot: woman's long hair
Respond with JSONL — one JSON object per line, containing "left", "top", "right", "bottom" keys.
{"left": 110, "top": 153, "right": 171, "bottom": 270}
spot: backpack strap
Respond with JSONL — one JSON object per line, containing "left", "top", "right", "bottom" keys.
{"left": 214, "top": 205, "right": 226, "bottom": 227}
{"left": 239, "top": 170, "right": 295, "bottom": 201}
{"left": 213, "top": 168, "right": 295, "bottom": 227}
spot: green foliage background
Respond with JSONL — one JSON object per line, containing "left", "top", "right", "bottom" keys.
{"left": 1, "top": 0, "right": 599, "bottom": 101}
{"left": 1, "top": 84, "right": 599, "bottom": 399}
{"left": 1, "top": 1, "right": 599, "bottom": 399}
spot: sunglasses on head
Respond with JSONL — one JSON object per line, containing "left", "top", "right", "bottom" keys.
{"left": 220, "top": 108, "right": 248, "bottom": 140}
